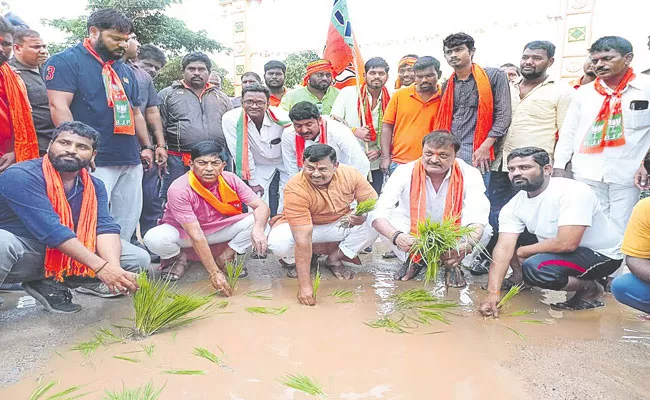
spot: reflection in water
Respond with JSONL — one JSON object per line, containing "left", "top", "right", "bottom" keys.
{"left": 372, "top": 271, "right": 397, "bottom": 316}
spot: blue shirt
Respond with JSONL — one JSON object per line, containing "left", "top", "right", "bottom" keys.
{"left": 129, "top": 63, "right": 160, "bottom": 114}
{"left": 0, "top": 159, "right": 120, "bottom": 248}
{"left": 44, "top": 43, "right": 141, "bottom": 167}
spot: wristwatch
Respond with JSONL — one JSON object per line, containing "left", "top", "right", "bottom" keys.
{"left": 141, "top": 145, "right": 155, "bottom": 152}
{"left": 156, "top": 143, "right": 168, "bottom": 150}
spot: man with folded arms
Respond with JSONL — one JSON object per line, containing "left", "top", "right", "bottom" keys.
{"left": 371, "top": 131, "right": 490, "bottom": 283}
{"left": 144, "top": 141, "right": 269, "bottom": 295}
{"left": 0, "top": 122, "right": 151, "bottom": 312}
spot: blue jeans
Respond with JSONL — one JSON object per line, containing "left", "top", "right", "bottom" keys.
{"left": 612, "top": 273, "right": 650, "bottom": 314}
{"left": 139, "top": 165, "right": 164, "bottom": 237}
{"left": 159, "top": 155, "right": 189, "bottom": 200}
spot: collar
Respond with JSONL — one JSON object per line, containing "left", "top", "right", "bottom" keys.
{"left": 513, "top": 75, "right": 555, "bottom": 88}
{"left": 179, "top": 80, "right": 214, "bottom": 90}
{"left": 270, "top": 88, "right": 287, "bottom": 98}
{"left": 408, "top": 84, "right": 441, "bottom": 104}
{"left": 8, "top": 58, "right": 39, "bottom": 73}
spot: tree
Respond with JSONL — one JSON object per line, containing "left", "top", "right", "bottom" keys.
{"left": 43, "top": 0, "right": 228, "bottom": 56}
{"left": 155, "top": 56, "right": 234, "bottom": 96}
{"left": 283, "top": 50, "right": 320, "bottom": 89}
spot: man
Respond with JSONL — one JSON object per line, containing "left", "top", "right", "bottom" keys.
{"left": 135, "top": 43, "right": 166, "bottom": 80}
{"left": 282, "top": 101, "right": 369, "bottom": 178}
{"left": 144, "top": 141, "right": 269, "bottom": 294}
{"left": 569, "top": 57, "right": 596, "bottom": 89}
{"left": 264, "top": 60, "right": 287, "bottom": 106}
{"left": 232, "top": 71, "right": 262, "bottom": 108}
{"left": 0, "top": 18, "right": 38, "bottom": 173}
{"left": 45, "top": 9, "right": 153, "bottom": 242}
{"left": 280, "top": 59, "right": 339, "bottom": 115}
{"left": 479, "top": 147, "right": 622, "bottom": 316}
{"left": 380, "top": 56, "right": 442, "bottom": 175}
{"left": 436, "top": 32, "right": 511, "bottom": 175}
{"left": 267, "top": 144, "right": 378, "bottom": 305}
{"left": 611, "top": 154, "right": 650, "bottom": 316}
{"left": 223, "top": 83, "right": 290, "bottom": 216}
{"left": 371, "top": 131, "right": 490, "bottom": 281}
{"left": 208, "top": 71, "right": 222, "bottom": 90}
{"left": 158, "top": 51, "right": 233, "bottom": 200}
{"left": 0, "top": 122, "right": 151, "bottom": 312}
{"left": 554, "top": 36, "right": 650, "bottom": 241}
{"left": 124, "top": 34, "right": 168, "bottom": 239}
{"left": 500, "top": 63, "right": 521, "bottom": 83}
{"left": 331, "top": 57, "right": 390, "bottom": 194}
{"left": 394, "top": 54, "right": 417, "bottom": 90}
{"left": 474, "top": 41, "right": 573, "bottom": 275}
{"left": 9, "top": 29, "right": 53, "bottom": 156}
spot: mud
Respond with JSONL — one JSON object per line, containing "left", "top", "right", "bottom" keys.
{"left": 1, "top": 250, "right": 649, "bottom": 399}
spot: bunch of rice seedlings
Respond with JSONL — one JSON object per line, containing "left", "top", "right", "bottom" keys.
{"left": 497, "top": 284, "right": 523, "bottom": 309}
{"left": 245, "top": 306, "right": 288, "bottom": 315}
{"left": 193, "top": 347, "right": 226, "bottom": 367}
{"left": 72, "top": 327, "right": 123, "bottom": 357}
{"left": 330, "top": 289, "right": 354, "bottom": 303}
{"left": 312, "top": 269, "right": 321, "bottom": 299}
{"left": 410, "top": 217, "right": 475, "bottom": 285}
{"left": 225, "top": 256, "right": 245, "bottom": 292}
{"left": 245, "top": 288, "right": 272, "bottom": 300}
{"left": 278, "top": 374, "right": 325, "bottom": 397}
{"left": 162, "top": 369, "right": 206, "bottom": 375}
{"left": 28, "top": 378, "right": 89, "bottom": 400}
{"left": 131, "top": 272, "right": 212, "bottom": 339}
{"left": 103, "top": 382, "right": 164, "bottom": 400}
{"left": 338, "top": 198, "right": 377, "bottom": 229}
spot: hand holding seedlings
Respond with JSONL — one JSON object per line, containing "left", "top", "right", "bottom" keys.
{"left": 209, "top": 269, "right": 233, "bottom": 297}
{"left": 479, "top": 292, "right": 500, "bottom": 318}
{"left": 347, "top": 213, "right": 367, "bottom": 227}
{"left": 251, "top": 226, "right": 268, "bottom": 255}
{"left": 297, "top": 283, "right": 315, "bottom": 306}
{"left": 96, "top": 263, "right": 139, "bottom": 295}
{"left": 394, "top": 232, "right": 416, "bottom": 253}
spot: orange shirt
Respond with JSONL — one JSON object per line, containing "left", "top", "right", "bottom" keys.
{"left": 269, "top": 88, "right": 287, "bottom": 107}
{"left": 382, "top": 85, "right": 441, "bottom": 164}
{"left": 279, "top": 164, "right": 377, "bottom": 227}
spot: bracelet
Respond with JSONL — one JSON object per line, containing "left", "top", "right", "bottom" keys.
{"left": 351, "top": 127, "right": 357, "bottom": 133}
{"left": 391, "top": 230, "right": 403, "bottom": 245}
{"left": 95, "top": 261, "right": 109, "bottom": 275}
{"left": 489, "top": 289, "right": 501, "bottom": 296}
{"left": 141, "top": 145, "right": 155, "bottom": 152}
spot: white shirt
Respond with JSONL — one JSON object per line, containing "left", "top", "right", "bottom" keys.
{"left": 222, "top": 106, "right": 289, "bottom": 186}
{"left": 281, "top": 116, "right": 371, "bottom": 177}
{"left": 499, "top": 177, "right": 622, "bottom": 260}
{"left": 370, "top": 159, "right": 489, "bottom": 227}
{"left": 553, "top": 74, "right": 650, "bottom": 185}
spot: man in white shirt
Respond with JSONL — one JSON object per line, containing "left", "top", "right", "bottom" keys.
{"left": 370, "top": 131, "right": 491, "bottom": 283}
{"left": 554, "top": 36, "right": 650, "bottom": 240}
{"left": 331, "top": 57, "right": 391, "bottom": 194}
{"left": 223, "top": 83, "right": 290, "bottom": 216}
{"left": 480, "top": 147, "right": 623, "bottom": 316}
{"left": 281, "top": 101, "right": 370, "bottom": 178}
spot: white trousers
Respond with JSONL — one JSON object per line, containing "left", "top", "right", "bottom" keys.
{"left": 267, "top": 220, "right": 378, "bottom": 263}
{"left": 92, "top": 164, "right": 143, "bottom": 241}
{"left": 381, "top": 213, "right": 492, "bottom": 263}
{"left": 256, "top": 164, "right": 288, "bottom": 213}
{"left": 143, "top": 214, "right": 255, "bottom": 260}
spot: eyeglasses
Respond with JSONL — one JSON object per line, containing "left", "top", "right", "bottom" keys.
{"left": 243, "top": 100, "right": 267, "bottom": 107}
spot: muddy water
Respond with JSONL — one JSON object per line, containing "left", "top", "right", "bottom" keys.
{"left": 1, "top": 265, "right": 649, "bottom": 399}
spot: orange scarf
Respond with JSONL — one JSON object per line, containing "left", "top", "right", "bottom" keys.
{"left": 42, "top": 155, "right": 98, "bottom": 282}
{"left": 357, "top": 84, "right": 390, "bottom": 142}
{"left": 579, "top": 68, "right": 635, "bottom": 154}
{"left": 409, "top": 159, "right": 464, "bottom": 234}
{"left": 434, "top": 64, "right": 494, "bottom": 160}
{"left": 394, "top": 56, "right": 417, "bottom": 90}
{"left": 188, "top": 171, "right": 243, "bottom": 216}
{"left": 296, "top": 119, "right": 328, "bottom": 168}
{"left": 302, "top": 60, "right": 336, "bottom": 86}
{"left": 82, "top": 38, "right": 135, "bottom": 135}
{"left": 0, "top": 63, "right": 38, "bottom": 161}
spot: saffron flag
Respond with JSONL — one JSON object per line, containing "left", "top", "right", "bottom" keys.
{"left": 323, "top": 0, "right": 364, "bottom": 89}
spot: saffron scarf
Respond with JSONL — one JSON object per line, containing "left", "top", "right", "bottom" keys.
{"left": 409, "top": 159, "right": 464, "bottom": 235}
{"left": 434, "top": 64, "right": 495, "bottom": 160}
{"left": 0, "top": 63, "right": 38, "bottom": 161}
{"left": 394, "top": 56, "right": 417, "bottom": 90}
{"left": 235, "top": 108, "right": 291, "bottom": 180}
{"left": 296, "top": 119, "right": 328, "bottom": 168}
{"left": 188, "top": 171, "right": 243, "bottom": 216}
{"left": 357, "top": 84, "right": 390, "bottom": 142}
{"left": 42, "top": 155, "right": 98, "bottom": 282}
{"left": 302, "top": 59, "right": 336, "bottom": 86}
{"left": 82, "top": 38, "right": 135, "bottom": 135}
{"left": 579, "top": 68, "right": 635, "bottom": 154}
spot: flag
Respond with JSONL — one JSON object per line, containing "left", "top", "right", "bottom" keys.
{"left": 323, "top": 0, "right": 364, "bottom": 89}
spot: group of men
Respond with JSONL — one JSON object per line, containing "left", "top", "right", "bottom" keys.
{"left": 1, "top": 8, "right": 650, "bottom": 317}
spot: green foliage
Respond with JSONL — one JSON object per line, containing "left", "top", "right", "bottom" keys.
{"left": 71, "top": 327, "right": 123, "bottom": 358}
{"left": 225, "top": 255, "right": 246, "bottom": 293}
{"left": 103, "top": 382, "right": 164, "bottom": 400}
{"left": 42, "top": 0, "right": 226, "bottom": 56}
{"left": 312, "top": 269, "right": 321, "bottom": 299}
{"left": 245, "top": 306, "right": 288, "bottom": 315}
{"left": 193, "top": 347, "right": 226, "bottom": 367}
{"left": 283, "top": 50, "right": 320, "bottom": 89}
{"left": 278, "top": 374, "right": 325, "bottom": 397}
{"left": 154, "top": 56, "right": 234, "bottom": 95}
{"left": 28, "top": 378, "right": 89, "bottom": 400}
{"left": 112, "top": 355, "right": 141, "bottom": 363}
{"left": 131, "top": 272, "right": 212, "bottom": 339}
{"left": 245, "top": 288, "right": 272, "bottom": 300}
{"left": 497, "top": 284, "right": 523, "bottom": 309}
{"left": 162, "top": 369, "right": 206, "bottom": 375}
{"left": 354, "top": 199, "right": 377, "bottom": 216}
{"left": 330, "top": 289, "right": 354, "bottom": 303}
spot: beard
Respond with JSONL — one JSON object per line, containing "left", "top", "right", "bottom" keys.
{"left": 49, "top": 153, "right": 91, "bottom": 172}
{"left": 265, "top": 79, "right": 284, "bottom": 89}
{"left": 521, "top": 68, "right": 545, "bottom": 80}
{"left": 511, "top": 173, "right": 545, "bottom": 192}
{"left": 94, "top": 36, "right": 123, "bottom": 61}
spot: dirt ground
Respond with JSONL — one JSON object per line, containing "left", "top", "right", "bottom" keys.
{"left": 1, "top": 250, "right": 649, "bottom": 399}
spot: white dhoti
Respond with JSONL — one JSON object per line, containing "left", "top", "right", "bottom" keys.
{"left": 255, "top": 163, "right": 289, "bottom": 213}
{"left": 143, "top": 214, "right": 255, "bottom": 259}
{"left": 267, "top": 219, "right": 379, "bottom": 263}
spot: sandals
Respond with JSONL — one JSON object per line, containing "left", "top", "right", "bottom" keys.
{"left": 394, "top": 260, "right": 425, "bottom": 281}
{"left": 551, "top": 298, "right": 604, "bottom": 311}
{"left": 159, "top": 252, "right": 189, "bottom": 281}
{"left": 444, "top": 266, "right": 466, "bottom": 288}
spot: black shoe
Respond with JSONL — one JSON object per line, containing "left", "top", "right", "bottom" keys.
{"left": 22, "top": 281, "right": 82, "bottom": 314}
{"left": 468, "top": 258, "right": 491, "bottom": 276}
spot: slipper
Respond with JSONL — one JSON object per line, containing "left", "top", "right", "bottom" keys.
{"left": 551, "top": 298, "right": 604, "bottom": 311}
{"left": 238, "top": 267, "right": 249, "bottom": 279}
{"left": 445, "top": 266, "right": 466, "bottom": 288}
{"left": 250, "top": 253, "right": 267, "bottom": 260}
{"left": 394, "top": 261, "right": 425, "bottom": 281}
{"left": 382, "top": 250, "right": 397, "bottom": 259}
{"left": 160, "top": 253, "right": 189, "bottom": 281}
{"left": 287, "top": 267, "right": 298, "bottom": 279}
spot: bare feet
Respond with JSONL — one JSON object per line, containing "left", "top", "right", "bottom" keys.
{"left": 324, "top": 250, "right": 355, "bottom": 280}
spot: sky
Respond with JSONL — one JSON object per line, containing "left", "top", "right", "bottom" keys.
{"left": 11, "top": 0, "right": 650, "bottom": 81}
